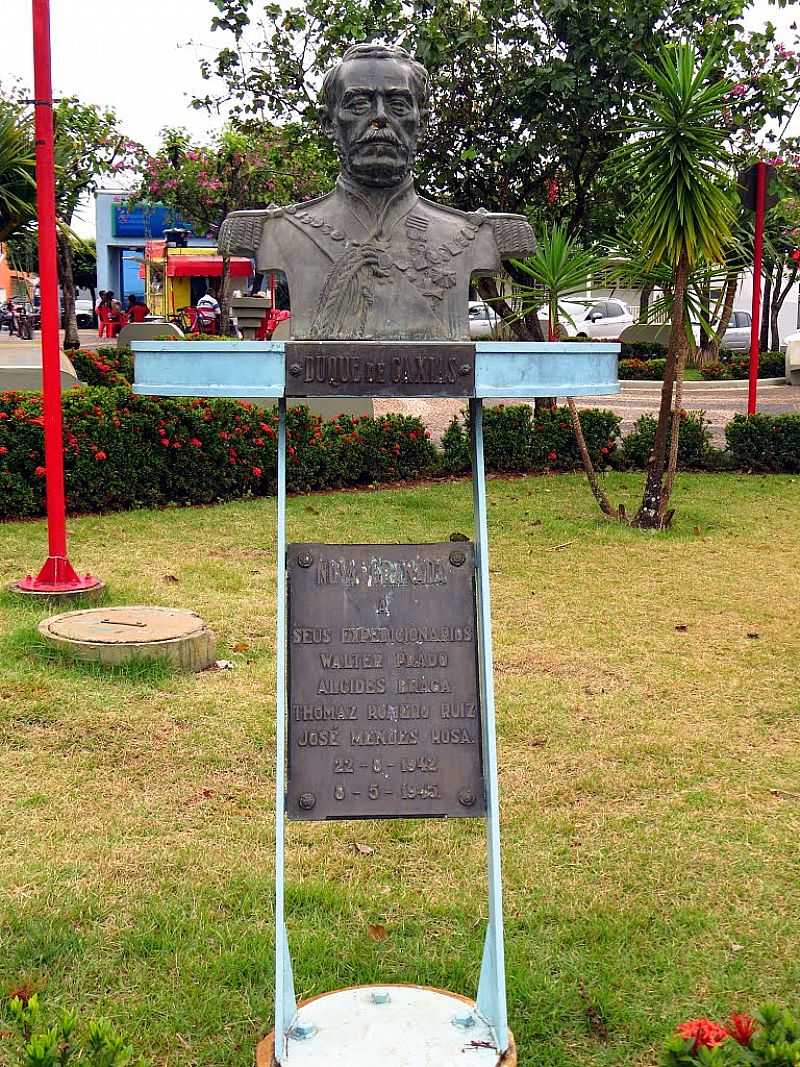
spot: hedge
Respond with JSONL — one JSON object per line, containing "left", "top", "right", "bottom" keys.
{"left": 725, "top": 413, "right": 800, "bottom": 472}
{"left": 440, "top": 404, "right": 621, "bottom": 474}
{"left": 0, "top": 388, "right": 436, "bottom": 520}
{"left": 618, "top": 358, "right": 667, "bottom": 381}
{"left": 700, "top": 351, "right": 785, "bottom": 381}
{"left": 3, "top": 384, "right": 800, "bottom": 522}
{"left": 618, "top": 411, "right": 713, "bottom": 469}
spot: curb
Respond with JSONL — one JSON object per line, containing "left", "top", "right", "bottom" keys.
{"left": 621, "top": 377, "right": 787, "bottom": 391}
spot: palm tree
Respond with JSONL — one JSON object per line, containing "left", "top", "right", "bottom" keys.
{"left": 615, "top": 43, "right": 734, "bottom": 528}
{"left": 513, "top": 224, "right": 621, "bottom": 519}
{"left": 0, "top": 103, "right": 36, "bottom": 244}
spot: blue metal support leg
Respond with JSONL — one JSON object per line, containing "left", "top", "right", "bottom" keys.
{"left": 470, "top": 398, "right": 509, "bottom": 1052}
{"left": 274, "top": 398, "right": 297, "bottom": 1063}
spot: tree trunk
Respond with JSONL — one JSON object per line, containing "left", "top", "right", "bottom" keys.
{"left": 639, "top": 282, "right": 654, "bottom": 318}
{"left": 770, "top": 258, "right": 783, "bottom": 352}
{"left": 759, "top": 267, "right": 772, "bottom": 353}
{"left": 56, "top": 229, "right": 80, "bottom": 349}
{"left": 700, "top": 269, "right": 737, "bottom": 365}
{"left": 219, "top": 254, "right": 233, "bottom": 335}
{"left": 633, "top": 246, "right": 690, "bottom": 529}
{"left": 770, "top": 261, "right": 798, "bottom": 356}
{"left": 566, "top": 397, "right": 618, "bottom": 519}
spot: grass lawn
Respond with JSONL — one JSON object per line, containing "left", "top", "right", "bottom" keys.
{"left": 1, "top": 471, "right": 799, "bottom": 1066}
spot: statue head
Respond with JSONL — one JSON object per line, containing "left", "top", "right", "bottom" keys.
{"left": 319, "top": 43, "right": 430, "bottom": 189}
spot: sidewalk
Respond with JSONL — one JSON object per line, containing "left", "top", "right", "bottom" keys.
{"left": 0, "top": 328, "right": 101, "bottom": 352}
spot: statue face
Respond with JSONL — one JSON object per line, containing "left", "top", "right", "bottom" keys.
{"left": 331, "top": 57, "right": 421, "bottom": 188}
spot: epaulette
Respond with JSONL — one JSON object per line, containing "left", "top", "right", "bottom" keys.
{"left": 217, "top": 205, "right": 284, "bottom": 257}
{"left": 486, "top": 212, "right": 534, "bottom": 259}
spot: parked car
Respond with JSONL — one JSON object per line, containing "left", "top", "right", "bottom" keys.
{"left": 74, "top": 298, "right": 95, "bottom": 329}
{"left": 717, "top": 310, "right": 752, "bottom": 352}
{"left": 468, "top": 300, "right": 500, "bottom": 339}
{"left": 539, "top": 297, "right": 634, "bottom": 339}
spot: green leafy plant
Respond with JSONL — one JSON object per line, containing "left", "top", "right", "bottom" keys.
{"left": 440, "top": 405, "right": 621, "bottom": 475}
{"left": 663, "top": 1004, "right": 800, "bottom": 1067}
{"left": 0, "top": 388, "right": 436, "bottom": 520}
{"left": 4, "top": 993, "right": 140, "bottom": 1067}
{"left": 614, "top": 43, "right": 735, "bottom": 527}
{"left": 726, "top": 412, "right": 800, "bottom": 472}
{"left": 621, "top": 411, "right": 712, "bottom": 469}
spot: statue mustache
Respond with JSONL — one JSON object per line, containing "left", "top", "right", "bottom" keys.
{"left": 352, "top": 128, "right": 407, "bottom": 153}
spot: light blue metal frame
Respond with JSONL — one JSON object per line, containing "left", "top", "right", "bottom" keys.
{"left": 470, "top": 398, "right": 508, "bottom": 1051}
{"left": 131, "top": 339, "right": 619, "bottom": 400}
{"left": 274, "top": 398, "right": 297, "bottom": 1064}
{"left": 129, "top": 337, "right": 621, "bottom": 1060}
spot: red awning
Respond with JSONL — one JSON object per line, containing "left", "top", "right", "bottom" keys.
{"left": 166, "top": 256, "right": 253, "bottom": 278}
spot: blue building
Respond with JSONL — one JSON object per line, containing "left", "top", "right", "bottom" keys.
{"left": 95, "top": 190, "right": 205, "bottom": 299}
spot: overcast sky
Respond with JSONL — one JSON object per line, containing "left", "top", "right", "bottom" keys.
{"left": 5, "top": 0, "right": 800, "bottom": 236}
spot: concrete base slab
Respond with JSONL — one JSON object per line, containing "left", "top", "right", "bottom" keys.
{"left": 256, "top": 985, "right": 517, "bottom": 1067}
{"left": 10, "top": 577, "right": 106, "bottom": 603}
{"left": 38, "top": 605, "right": 216, "bottom": 671}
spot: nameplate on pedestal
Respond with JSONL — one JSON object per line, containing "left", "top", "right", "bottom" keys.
{"left": 285, "top": 341, "right": 476, "bottom": 398}
{"left": 286, "top": 542, "right": 485, "bottom": 820}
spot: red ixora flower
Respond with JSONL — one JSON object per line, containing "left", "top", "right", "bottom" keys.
{"left": 0, "top": 447, "right": 7, "bottom": 455}
{"left": 677, "top": 1019, "right": 729, "bottom": 1051}
{"left": 727, "top": 1014, "right": 756, "bottom": 1047}
{"left": 548, "top": 450, "right": 558, "bottom": 461}
{"left": 252, "top": 466, "right": 262, "bottom": 477}
{"left": 189, "top": 437, "right": 202, "bottom": 448}
{"left": 94, "top": 450, "right": 107, "bottom": 461}
{"left": 34, "top": 465, "right": 46, "bottom": 477}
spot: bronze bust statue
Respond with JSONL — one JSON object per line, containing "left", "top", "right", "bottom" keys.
{"left": 219, "top": 43, "right": 533, "bottom": 341}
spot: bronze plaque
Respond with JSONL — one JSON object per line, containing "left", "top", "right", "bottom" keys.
{"left": 285, "top": 341, "right": 475, "bottom": 398}
{"left": 287, "top": 543, "right": 485, "bottom": 820}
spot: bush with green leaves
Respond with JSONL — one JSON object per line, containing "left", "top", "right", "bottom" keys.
{"left": 663, "top": 1003, "right": 800, "bottom": 1067}
{"left": 4, "top": 993, "right": 144, "bottom": 1067}
{"left": 725, "top": 413, "right": 800, "bottom": 472}
{"left": 0, "top": 387, "right": 436, "bottom": 519}
{"left": 701, "top": 352, "right": 785, "bottom": 381}
{"left": 440, "top": 404, "right": 621, "bottom": 474}
{"left": 618, "top": 358, "right": 667, "bottom": 380}
{"left": 68, "top": 348, "right": 134, "bottom": 387}
{"left": 620, "top": 410, "right": 712, "bottom": 469}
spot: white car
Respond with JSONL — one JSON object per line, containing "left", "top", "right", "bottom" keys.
{"left": 717, "top": 310, "right": 752, "bottom": 352}
{"left": 468, "top": 300, "right": 500, "bottom": 339}
{"left": 74, "top": 298, "right": 95, "bottom": 328}
{"left": 540, "top": 297, "right": 634, "bottom": 340}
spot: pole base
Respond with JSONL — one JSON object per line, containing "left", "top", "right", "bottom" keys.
{"left": 257, "top": 985, "right": 517, "bottom": 1067}
{"left": 11, "top": 555, "right": 105, "bottom": 601}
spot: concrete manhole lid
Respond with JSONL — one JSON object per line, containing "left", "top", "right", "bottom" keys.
{"left": 38, "top": 606, "right": 216, "bottom": 672}
{"left": 41, "top": 606, "right": 209, "bottom": 645}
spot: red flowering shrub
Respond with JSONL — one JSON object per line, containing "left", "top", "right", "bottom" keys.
{"left": 727, "top": 1014, "right": 757, "bottom": 1047}
{"left": 664, "top": 1004, "right": 800, "bottom": 1067}
{"left": 0, "top": 387, "right": 436, "bottom": 519}
{"left": 676, "top": 1019, "right": 730, "bottom": 1051}
{"left": 68, "top": 347, "right": 134, "bottom": 387}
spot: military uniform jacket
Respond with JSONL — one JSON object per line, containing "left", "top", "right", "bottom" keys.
{"left": 218, "top": 176, "right": 533, "bottom": 341}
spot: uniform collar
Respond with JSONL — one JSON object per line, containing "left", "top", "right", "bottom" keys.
{"left": 336, "top": 174, "right": 418, "bottom": 241}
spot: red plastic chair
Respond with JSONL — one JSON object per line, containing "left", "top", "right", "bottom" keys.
{"left": 255, "top": 309, "right": 291, "bottom": 340}
{"left": 97, "top": 306, "right": 113, "bottom": 338}
{"left": 196, "top": 306, "right": 219, "bottom": 334}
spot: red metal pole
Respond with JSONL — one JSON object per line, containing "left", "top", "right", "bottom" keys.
{"left": 747, "top": 161, "right": 767, "bottom": 416}
{"left": 15, "top": 0, "right": 101, "bottom": 595}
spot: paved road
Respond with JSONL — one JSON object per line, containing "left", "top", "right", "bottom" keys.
{"left": 376, "top": 382, "right": 800, "bottom": 443}
{"left": 0, "top": 328, "right": 101, "bottom": 352}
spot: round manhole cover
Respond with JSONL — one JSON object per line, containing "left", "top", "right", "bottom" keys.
{"left": 39, "top": 606, "right": 216, "bottom": 671}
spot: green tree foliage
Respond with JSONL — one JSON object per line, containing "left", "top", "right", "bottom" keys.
{"left": 615, "top": 44, "right": 734, "bottom": 528}
{"left": 50, "top": 98, "right": 141, "bottom": 347}
{"left": 0, "top": 99, "right": 36, "bottom": 243}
